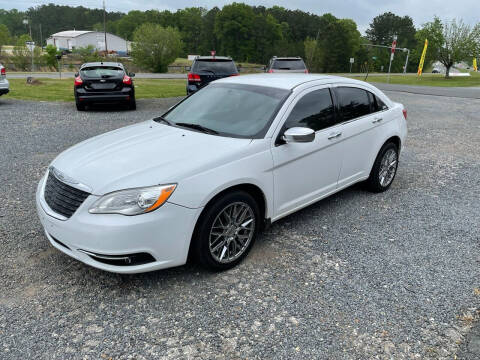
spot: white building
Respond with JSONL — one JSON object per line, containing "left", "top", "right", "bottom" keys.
{"left": 46, "top": 30, "right": 129, "bottom": 55}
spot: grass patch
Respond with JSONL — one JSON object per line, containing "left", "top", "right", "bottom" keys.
{"left": 347, "top": 72, "right": 480, "bottom": 87}
{"left": 5, "top": 78, "right": 186, "bottom": 102}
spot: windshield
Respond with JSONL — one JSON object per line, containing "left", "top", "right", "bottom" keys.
{"left": 272, "top": 59, "right": 306, "bottom": 70}
{"left": 193, "top": 60, "right": 238, "bottom": 74}
{"left": 80, "top": 66, "right": 124, "bottom": 78}
{"left": 162, "top": 83, "right": 289, "bottom": 138}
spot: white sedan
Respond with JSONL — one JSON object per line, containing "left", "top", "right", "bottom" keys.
{"left": 36, "top": 74, "right": 407, "bottom": 273}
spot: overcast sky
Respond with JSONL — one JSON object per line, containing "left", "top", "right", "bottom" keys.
{"left": 1, "top": 0, "right": 477, "bottom": 33}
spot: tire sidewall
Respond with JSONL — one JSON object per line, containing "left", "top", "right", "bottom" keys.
{"left": 368, "top": 142, "right": 399, "bottom": 192}
{"left": 193, "top": 191, "right": 260, "bottom": 271}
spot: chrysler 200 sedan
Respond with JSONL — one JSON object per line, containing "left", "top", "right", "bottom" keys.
{"left": 36, "top": 74, "right": 407, "bottom": 273}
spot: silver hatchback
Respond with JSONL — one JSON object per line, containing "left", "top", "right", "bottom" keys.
{"left": 265, "top": 57, "right": 308, "bottom": 74}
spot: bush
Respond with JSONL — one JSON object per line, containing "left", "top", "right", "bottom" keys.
{"left": 131, "top": 23, "right": 183, "bottom": 73}
{"left": 72, "top": 45, "right": 102, "bottom": 63}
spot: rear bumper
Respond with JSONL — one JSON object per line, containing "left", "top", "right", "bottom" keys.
{"left": 0, "top": 79, "right": 9, "bottom": 95}
{"left": 75, "top": 88, "right": 133, "bottom": 103}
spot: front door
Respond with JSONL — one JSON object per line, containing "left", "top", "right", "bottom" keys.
{"left": 271, "top": 86, "right": 344, "bottom": 219}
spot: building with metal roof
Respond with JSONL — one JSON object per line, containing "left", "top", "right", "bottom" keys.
{"left": 46, "top": 31, "right": 129, "bottom": 55}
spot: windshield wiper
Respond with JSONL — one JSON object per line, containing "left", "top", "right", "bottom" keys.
{"left": 153, "top": 116, "right": 172, "bottom": 125}
{"left": 175, "top": 122, "right": 218, "bottom": 135}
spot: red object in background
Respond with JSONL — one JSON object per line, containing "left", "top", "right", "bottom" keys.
{"left": 74, "top": 76, "right": 83, "bottom": 86}
{"left": 1, "top": 67, "right": 5, "bottom": 75}
{"left": 210, "top": 50, "right": 216, "bottom": 57}
{"left": 391, "top": 39, "right": 397, "bottom": 54}
{"left": 402, "top": 108, "right": 407, "bottom": 120}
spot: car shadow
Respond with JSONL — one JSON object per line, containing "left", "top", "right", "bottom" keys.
{"left": 81, "top": 102, "right": 135, "bottom": 112}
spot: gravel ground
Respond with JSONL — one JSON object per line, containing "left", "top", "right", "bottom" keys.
{"left": 0, "top": 92, "right": 479, "bottom": 360}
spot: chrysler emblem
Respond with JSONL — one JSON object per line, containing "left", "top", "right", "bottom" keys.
{"left": 50, "top": 166, "right": 79, "bottom": 185}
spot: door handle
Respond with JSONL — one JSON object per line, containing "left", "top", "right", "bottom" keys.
{"left": 327, "top": 132, "right": 342, "bottom": 140}
{"left": 372, "top": 117, "right": 383, "bottom": 124}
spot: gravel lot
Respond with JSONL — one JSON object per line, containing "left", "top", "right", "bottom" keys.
{"left": 0, "top": 92, "right": 479, "bottom": 359}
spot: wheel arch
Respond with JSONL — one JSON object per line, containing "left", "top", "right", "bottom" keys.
{"left": 367, "top": 135, "right": 402, "bottom": 176}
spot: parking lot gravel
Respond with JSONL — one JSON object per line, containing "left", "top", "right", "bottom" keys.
{"left": 0, "top": 91, "right": 479, "bottom": 359}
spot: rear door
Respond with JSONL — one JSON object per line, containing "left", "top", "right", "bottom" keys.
{"left": 333, "top": 85, "right": 384, "bottom": 187}
{"left": 271, "top": 86, "right": 344, "bottom": 218}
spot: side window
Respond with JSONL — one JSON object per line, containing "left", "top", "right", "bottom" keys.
{"left": 336, "top": 87, "right": 371, "bottom": 121}
{"left": 284, "top": 89, "right": 336, "bottom": 132}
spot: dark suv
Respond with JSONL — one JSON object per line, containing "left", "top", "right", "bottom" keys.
{"left": 266, "top": 57, "right": 308, "bottom": 73}
{"left": 74, "top": 62, "right": 136, "bottom": 111}
{"left": 186, "top": 56, "right": 239, "bottom": 94}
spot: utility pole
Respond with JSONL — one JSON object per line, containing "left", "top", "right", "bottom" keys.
{"left": 403, "top": 48, "right": 410, "bottom": 74}
{"left": 39, "top": 24, "right": 43, "bottom": 48}
{"left": 103, "top": 0, "right": 108, "bottom": 55}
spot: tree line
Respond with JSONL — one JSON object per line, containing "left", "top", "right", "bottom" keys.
{"left": 0, "top": 3, "right": 479, "bottom": 75}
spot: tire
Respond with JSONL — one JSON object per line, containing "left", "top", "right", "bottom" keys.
{"left": 75, "top": 101, "right": 85, "bottom": 111}
{"left": 128, "top": 97, "right": 136, "bottom": 110}
{"left": 191, "top": 191, "right": 261, "bottom": 271}
{"left": 365, "top": 142, "right": 399, "bottom": 193}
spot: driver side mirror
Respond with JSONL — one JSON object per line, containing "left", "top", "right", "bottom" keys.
{"left": 282, "top": 127, "right": 315, "bottom": 143}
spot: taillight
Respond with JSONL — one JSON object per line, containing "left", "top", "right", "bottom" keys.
{"left": 123, "top": 75, "right": 132, "bottom": 85}
{"left": 1, "top": 67, "right": 5, "bottom": 76}
{"left": 74, "top": 76, "right": 83, "bottom": 86}
{"left": 304, "top": 69, "right": 309, "bottom": 74}
{"left": 402, "top": 108, "right": 407, "bottom": 120}
{"left": 187, "top": 73, "right": 201, "bottom": 82}
{"left": 268, "top": 69, "right": 274, "bottom": 73}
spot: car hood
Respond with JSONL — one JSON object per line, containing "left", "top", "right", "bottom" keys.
{"left": 51, "top": 120, "right": 252, "bottom": 195}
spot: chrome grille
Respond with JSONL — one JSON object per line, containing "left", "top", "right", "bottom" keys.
{"left": 44, "top": 171, "right": 90, "bottom": 218}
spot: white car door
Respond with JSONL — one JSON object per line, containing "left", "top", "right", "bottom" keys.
{"left": 271, "top": 86, "right": 344, "bottom": 219}
{"left": 333, "top": 85, "right": 386, "bottom": 188}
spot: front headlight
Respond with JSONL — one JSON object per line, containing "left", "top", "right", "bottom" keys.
{"left": 89, "top": 184, "right": 177, "bottom": 216}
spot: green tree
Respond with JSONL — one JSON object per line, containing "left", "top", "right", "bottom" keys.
{"left": 214, "top": 3, "right": 255, "bottom": 61}
{"left": 411, "top": 17, "right": 444, "bottom": 72}
{"left": 43, "top": 44, "right": 61, "bottom": 70}
{"left": 175, "top": 7, "right": 205, "bottom": 55}
{"left": 438, "top": 19, "right": 480, "bottom": 77}
{"left": 366, "top": 12, "right": 416, "bottom": 72}
{"left": 72, "top": 45, "right": 102, "bottom": 63}
{"left": 11, "top": 34, "right": 32, "bottom": 70}
{"left": 0, "top": 24, "right": 11, "bottom": 57}
{"left": 131, "top": 23, "right": 183, "bottom": 73}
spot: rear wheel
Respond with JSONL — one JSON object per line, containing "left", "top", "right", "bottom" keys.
{"left": 191, "top": 191, "right": 260, "bottom": 271}
{"left": 366, "top": 142, "right": 399, "bottom": 192}
{"left": 128, "top": 96, "right": 136, "bottom": 110}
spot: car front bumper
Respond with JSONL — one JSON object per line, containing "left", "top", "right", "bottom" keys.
{"left": 36, "top": 174, "right": 202, "bottom": 274}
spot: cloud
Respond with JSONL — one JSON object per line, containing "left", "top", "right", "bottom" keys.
{"left": 1, "top": 0, "right": 478, "bottom": 32}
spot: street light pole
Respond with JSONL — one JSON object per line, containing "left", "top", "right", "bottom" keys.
{"left": 403, "top": 48, "right": 410, "bottom": 74}
{"left": 103, "top": 0, "right": 108, "bottom": 55}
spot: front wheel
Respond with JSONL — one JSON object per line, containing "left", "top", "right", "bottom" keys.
{"left": 127, "top": 96, "right": 136, "bottom": 110}
{"left": 365, "top": 142, "right": 399, "bottom": 192}
{"left": 191, "top": 191, "right": 260, "bottom": 271}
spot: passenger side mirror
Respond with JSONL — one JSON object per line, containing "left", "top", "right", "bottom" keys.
{"left": 129, "top": 72, "right": 135, "bottom": 77}
{"left": 282, "top": 127, "right": 315, "bottom": 143}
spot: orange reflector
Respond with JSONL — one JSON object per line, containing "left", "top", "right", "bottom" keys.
{"left": 145, "top": 185, "right": 177, "bottom": 212}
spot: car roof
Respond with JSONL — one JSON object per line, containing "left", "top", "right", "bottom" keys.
{"left": 80, "top": 62, "right": 124, "bottom": 68}
{"left": 215, "top": 73, "right": 366, "bottom": 90}
{"left": 273, "top": 57, "right": 303, "bottom": 60}
{"left": 194, "top": 56, "right": 233, "bottom": 61}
